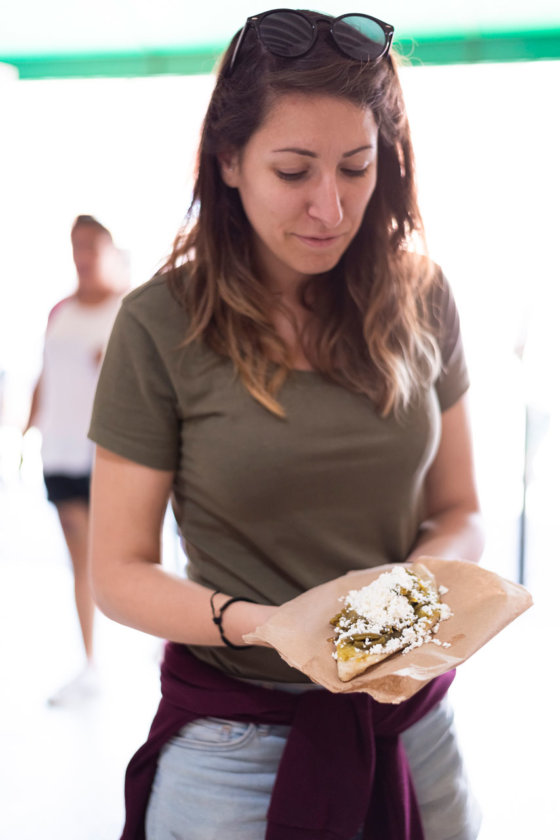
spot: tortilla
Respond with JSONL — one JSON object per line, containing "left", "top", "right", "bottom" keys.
{"left": 330, "top": 564, "right": 451, "bottom": 682}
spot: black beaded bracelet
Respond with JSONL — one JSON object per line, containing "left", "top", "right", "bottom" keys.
{"left": 210, "top": 590, "right": 256, "bottom": 650}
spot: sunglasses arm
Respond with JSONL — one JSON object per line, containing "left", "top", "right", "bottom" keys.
{"left": 228, "top": 21, "right": 252, "bottom": 75}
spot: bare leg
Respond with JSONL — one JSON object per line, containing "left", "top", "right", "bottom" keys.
{"left": 55, "top": 499, "right": 95, "bottom": 661}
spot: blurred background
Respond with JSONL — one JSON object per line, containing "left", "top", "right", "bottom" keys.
{"left": 1, "top": 2, "right": 559, "bottom": 838}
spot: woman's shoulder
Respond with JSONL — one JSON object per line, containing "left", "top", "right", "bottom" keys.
{"left": 423, "top": 262, "right": 458, "bottom": 331}
{"left": 120, "top": 271, "right": 189, "bottom": 333}
{"left": 122, "top": 271, "right": 179, "bottom": 309}
{"left": 400, "top": 252, "right": 462, "bottom": 361}
{"left": 400, "top": 252, "right": 453, "bottom": 320}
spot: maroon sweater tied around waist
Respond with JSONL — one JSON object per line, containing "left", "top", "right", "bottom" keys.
{"left": 120, "top": 642, "right": 454, "bottom": 840}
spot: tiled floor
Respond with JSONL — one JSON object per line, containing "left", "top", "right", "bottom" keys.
{"left": 0, "top": 429, "right": 557, "bottom": 839}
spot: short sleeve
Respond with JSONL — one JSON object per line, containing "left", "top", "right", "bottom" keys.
{"left": 89, "top": 301, "right": 180, "bottom": 470}
{"left": 430, "top": 272, "right": 470, "bottom": 412}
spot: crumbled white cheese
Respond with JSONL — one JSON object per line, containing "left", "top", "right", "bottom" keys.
{"left": 344, "top": 566, "right": 421, "bottom": 627}
{"left": 333, "top": 566, "right": 452, "bottom": 658}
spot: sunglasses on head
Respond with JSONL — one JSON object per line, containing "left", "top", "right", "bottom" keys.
{"left": 228, "top": 8, "right": 394, "bottom": 75}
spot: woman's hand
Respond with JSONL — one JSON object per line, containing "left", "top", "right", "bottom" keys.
{"left": 90, "top": 446, "right": 277, "bottom": 647}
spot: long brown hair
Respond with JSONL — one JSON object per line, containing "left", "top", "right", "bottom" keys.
{"left": 165, "top": 10, "right": 440, "bottom": 417}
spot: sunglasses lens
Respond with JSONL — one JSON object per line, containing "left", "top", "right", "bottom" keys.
{"left": 259, "top": 11, "right": 314, "bottom": 58}
{"left": 333, "top": 15, "right": 388, "bottom": 61}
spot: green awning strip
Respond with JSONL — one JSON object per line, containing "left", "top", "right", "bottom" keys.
{"left": 4, "top": 48, "right": 222, "bottom": 80}
{"left": 399, "top": 29, "right": 560, "bottom": 65}
{"left": 3, "top": 30, "right": 560, "bottom": 80}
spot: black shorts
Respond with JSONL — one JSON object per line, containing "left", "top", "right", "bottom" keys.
{"left": 44, "top": 473, "right": 91, "bottom": 504}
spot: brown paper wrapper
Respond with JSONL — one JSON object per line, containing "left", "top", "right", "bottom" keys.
{"left": 243, "top": 558, "right": 533, "bottom": 704}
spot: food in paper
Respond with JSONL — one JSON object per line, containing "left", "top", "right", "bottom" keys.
{"left": 330, "top": 564, "right": 452, "bottom": 682}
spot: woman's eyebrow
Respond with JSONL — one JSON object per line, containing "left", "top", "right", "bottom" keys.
{"left": 271, "top": 144, "right": 373, "bottom": 158}
{"left": 272, "top": 147, "right": 316, "bottom": 157}
{"left": 342, "top": 145, "right": 374, "bottom": 158}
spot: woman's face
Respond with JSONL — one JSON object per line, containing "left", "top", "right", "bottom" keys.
{"left": 221, "top": 93, "right": 379, "bottom": 292}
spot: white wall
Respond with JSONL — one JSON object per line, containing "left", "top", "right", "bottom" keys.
{"left": 0, "top": 59, "right": 559, "bottom": 840}
{"left": 1, "top": 60, "right": 559, "bottom": 583}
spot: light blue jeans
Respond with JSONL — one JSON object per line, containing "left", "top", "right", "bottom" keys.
{"left": 145, "top": 695, "right": 481, "bottom": 840}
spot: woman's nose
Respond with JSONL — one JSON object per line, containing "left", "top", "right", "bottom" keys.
{"left": 307, "top": 176, "right": 343, "bottom": 228}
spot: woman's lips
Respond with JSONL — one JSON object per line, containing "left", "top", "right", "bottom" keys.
{"left": 293, "top": 234, "right": 343, "bottom": 249}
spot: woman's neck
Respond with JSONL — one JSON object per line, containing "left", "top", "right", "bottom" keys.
{"left": 269, "top": 297, "right": 318, "bottom": 372}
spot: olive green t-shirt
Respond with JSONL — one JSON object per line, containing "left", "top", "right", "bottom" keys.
{"left": 89, "top": 271, "right": 469, "bottom": 682}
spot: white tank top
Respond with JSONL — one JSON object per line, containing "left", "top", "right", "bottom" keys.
{"left": 38, "top": 294, "right": 122, "bottom": 474}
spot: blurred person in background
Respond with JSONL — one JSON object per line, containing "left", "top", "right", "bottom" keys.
{"left": 25, "top": 214, "right": 128, "bottom": 706}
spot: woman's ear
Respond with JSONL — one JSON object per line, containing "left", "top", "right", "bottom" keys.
{"left": 218, "top": 150, "right": 240, "bottom": 187}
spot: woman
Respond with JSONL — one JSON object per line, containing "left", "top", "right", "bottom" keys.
{"left": 26, "top": 214, "right": 126, "bottom": 705}
{"left": 89, "top": 9, "right": 484, "bottom": 839}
